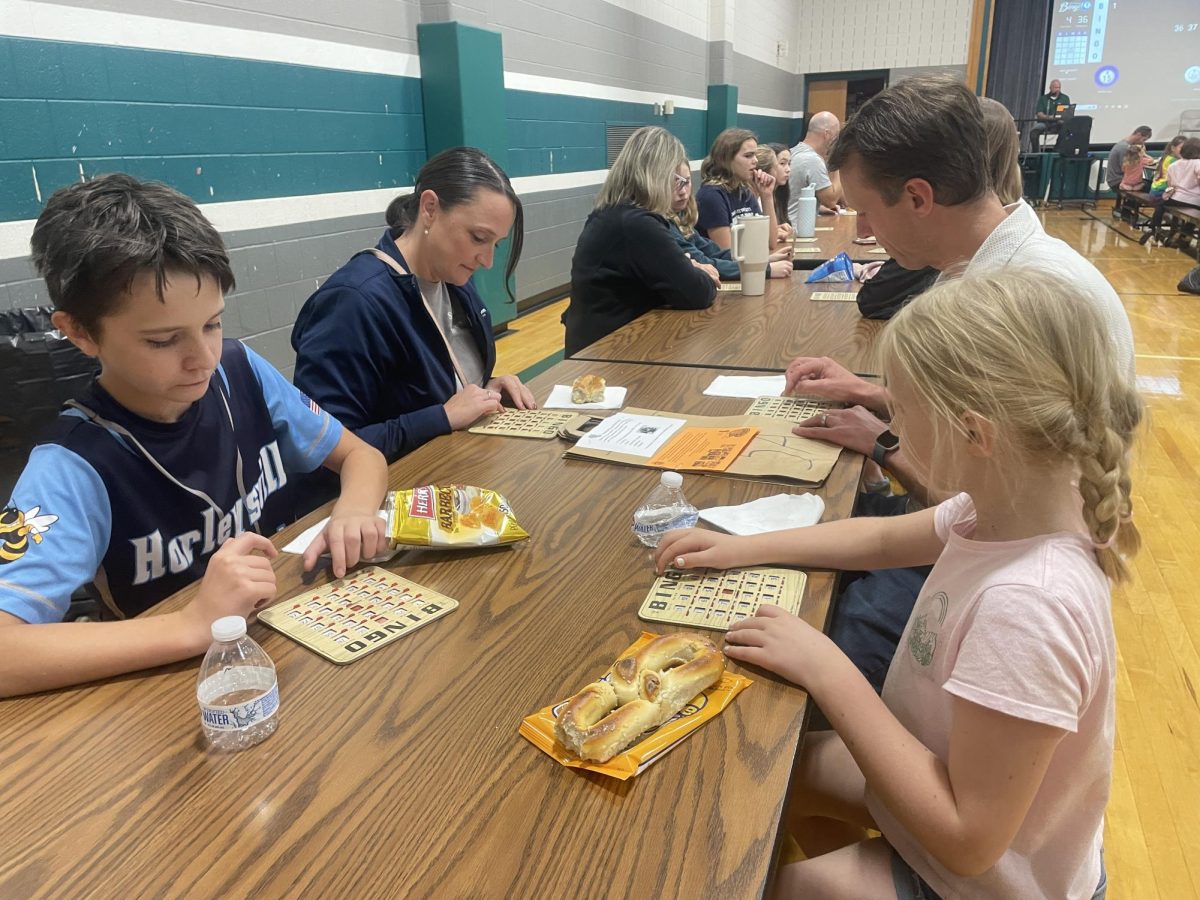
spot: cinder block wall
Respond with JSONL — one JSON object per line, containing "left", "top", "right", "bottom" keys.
{"left": 0, "top": 0, "right": 971, "bottom": 380}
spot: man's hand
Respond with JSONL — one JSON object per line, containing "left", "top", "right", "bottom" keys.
{"left": 784, "top": 356, "right": 884, "bottom": 412}
{"left": 792, "top": 405, "right": 888, "bottom": 457}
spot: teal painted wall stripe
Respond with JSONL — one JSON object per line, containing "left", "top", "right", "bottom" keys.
{"left": 738, "top": 113, "right": 800, "bottom": 148}
{"left": 505, "top": 90, "right": 706, "bottom": 177}
{"left": 0, "top": 37, "right": 424, "bottom": 221}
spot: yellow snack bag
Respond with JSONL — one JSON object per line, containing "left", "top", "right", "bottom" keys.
{"left": 385, "top": 485, "right": 529, "bottom": 547}
{"left": 519, "top": 632, "right": 752, "bottom": 780}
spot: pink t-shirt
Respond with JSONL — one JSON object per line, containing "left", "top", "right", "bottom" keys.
{"left": 867, "top": 493, "right": 1114, "bottom": 899}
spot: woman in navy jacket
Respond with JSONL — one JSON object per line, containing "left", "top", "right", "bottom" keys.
{"left": 292, "top": 148, "right": 534, "bottom": 461}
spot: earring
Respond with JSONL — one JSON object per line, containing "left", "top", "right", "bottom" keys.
{"left": 424, "top": 228, "right": 429, "bottom": 236}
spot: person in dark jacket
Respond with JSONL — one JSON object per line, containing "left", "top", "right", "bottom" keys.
{"left": 668, "top": 162, "right": 792, "bottom": 281}
{"left": 564, "top": 127, "right": 717, "bottom": 356}
{"left": 292, "top": 147, "right": 535, "bottom": 462}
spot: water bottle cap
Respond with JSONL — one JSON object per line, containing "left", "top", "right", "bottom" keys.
{"left": 660, "top": 471, "right": 683, "bottom": 488}
{"left": 211, "top": 615, "right": 247, "bottom": 642}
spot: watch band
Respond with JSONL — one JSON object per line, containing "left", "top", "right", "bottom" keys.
{"left": 871, "top": 430, "right": 900, "bottom": 467}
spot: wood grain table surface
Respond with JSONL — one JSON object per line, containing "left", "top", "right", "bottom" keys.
{"left": 0, "top": 359, "right": 864, "bottom": 900}
{"left": 792, "top": 213, "right": 884, "bottom": 267}
{"left": 571, "top": 277, "right": 884, "bottom": 376}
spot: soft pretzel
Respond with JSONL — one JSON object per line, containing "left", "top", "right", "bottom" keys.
{"left": 554, "top": 633, "right": 725, "bottom": 762}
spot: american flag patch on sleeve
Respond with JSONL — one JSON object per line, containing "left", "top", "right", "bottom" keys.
{"left": 299, "top": 393, "right": 322, "bottom": 415}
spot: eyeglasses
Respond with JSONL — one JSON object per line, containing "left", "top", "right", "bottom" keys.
{"left": 672, "top": 174, "right": 691, "bottom": 191}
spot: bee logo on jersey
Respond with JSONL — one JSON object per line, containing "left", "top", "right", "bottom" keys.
{"left": 0, "top": 505, "right": 59, "bottom": 564}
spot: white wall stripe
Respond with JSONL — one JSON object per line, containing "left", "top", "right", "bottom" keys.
{"left": 504, "top": 71, "right": 707, "bottom": 111}
{"left": 738, "top": 104, "right": 805, "bottom": 119}
{"left": 0, "top": 162, "right": 707, "bottom": 260}
{"left": 0, "top": 0, "right": 421, "bottom": 78}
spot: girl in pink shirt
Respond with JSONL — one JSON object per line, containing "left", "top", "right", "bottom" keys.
{"left": 656, "top": 270, "right": 1141, "bottom": 899}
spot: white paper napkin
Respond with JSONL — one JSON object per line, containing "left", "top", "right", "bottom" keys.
{"left": 702, "top": 374, "right": 787, "bottom": 399}
{"left": 699, "top": 493, "right": 825, "bottom": 536}
{"left": 281, "top": 509, "right": 390, "bottom": 555}
{"left": 543, "top": 384, "right": 628, "bottom": 410}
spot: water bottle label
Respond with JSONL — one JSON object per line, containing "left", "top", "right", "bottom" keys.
{"left": 198, "top": 669, "right": 279, "bottom": 732}
{"left": 632, "top": 511, "right": 699, "bottom": 538}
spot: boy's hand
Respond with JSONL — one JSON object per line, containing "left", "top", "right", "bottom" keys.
{"left": 306, "top": 509, "right": 387, "bottom": 578}
{"left": 184, "top": 532, "right": 278, "bottom": 642}
{"left": 486, "top": 374, "right": 537, "bottom": 410}
{"left": 654, "top": 528, "right": 749, "bottom": 574}
{"left": 724, "top": 604, "right": 837, "bottom": 687}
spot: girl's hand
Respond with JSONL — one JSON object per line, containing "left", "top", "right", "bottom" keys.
{"left": 487, "top": 374, "right": 537, "bottom": 410}
{"left": 778, "top": 222, "right": 795, "bottom": 239}
{"left": 654, "top": 528, "right": 750, "bottom": 574}
{"left": 724, "top": 604, "right": 838, "bottom": 687}
{"left": 752, "top": 169, "right": 776, "bottom": 197}
{"left": 769, "top": 260, "right": 793, "bottom": 278}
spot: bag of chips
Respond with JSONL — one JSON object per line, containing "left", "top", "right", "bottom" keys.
{"left": 385, "top": 485, "right": 529, "bottom": 547}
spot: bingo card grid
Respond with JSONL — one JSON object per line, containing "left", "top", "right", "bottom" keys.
{"left": 1053, "top": 31, "right": 1087, "bottom": 66}
{"left": 639, "top": 567, "right": 807, "bottom": 631}
{"left": 744, "top": 396, "right": 833, "bottom": 420}
{"left": 468, "top": 408, "right": 580, "bottom": 438}
{"left": 259, "top": 567, "right": 458, "bottom": 664}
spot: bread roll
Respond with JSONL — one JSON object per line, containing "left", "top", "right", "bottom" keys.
{"left": 554, "top": 633, "right": 725, "bottom": 762}
{"left": 571, "top": 374, "right": 606, "bottom": 404}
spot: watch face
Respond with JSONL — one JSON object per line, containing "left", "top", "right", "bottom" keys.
{"left": 878, "top": 430, "right": 901, "bottom": 450}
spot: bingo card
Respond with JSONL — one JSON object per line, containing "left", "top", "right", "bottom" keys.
{"left": 639, "top": 567, "right": 807, "bottom": 631}
{"left": 716, "top": 282, "right": 742, "bottom": 293}
{"left": 744, "top": 396, "right": 833, "bottom": 421}
{"left": 259, "top": 567, "right": 458, "bottom": 664}
{"left": 469, "top": 408, "right": 582, "bottom": 439}
{"left": 809, "top": 291, "right": 858, "bottom": 302}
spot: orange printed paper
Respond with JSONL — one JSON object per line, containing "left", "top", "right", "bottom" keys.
{"left": 648, "top": 426, "right": 759, "bottom": 472}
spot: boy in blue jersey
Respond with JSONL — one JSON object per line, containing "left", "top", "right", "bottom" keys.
{"left": 0, "top": 174, "right": 388, "bottom": 697}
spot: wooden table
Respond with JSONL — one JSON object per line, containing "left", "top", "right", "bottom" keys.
{"left": 793, "top": 213, "right": 885, "bottom": 267}
{"left": 572, "top": 278, "right": 884, "bottom": 376}
{"left": 0, "top": 359, "right": 864, "bottom": 899}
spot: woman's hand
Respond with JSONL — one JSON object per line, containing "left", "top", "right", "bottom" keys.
{"left": 487, "top": 374, "right": 537, "bottom": 410}
{"left": 689, "top": 259, "right": 721, "bottom": 285}
{"left": 444, "top": 385, "right": 504, "bottom": 429}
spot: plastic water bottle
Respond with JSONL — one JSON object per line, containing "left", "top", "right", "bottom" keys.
{"left": 633, "top": 471, "right": 699, "bottom": 548}
{"left": 197, "top": 615, "right": 280, "bottom": 751}
{"left": 795, "top": 180, "right": 817, "bottom": 238}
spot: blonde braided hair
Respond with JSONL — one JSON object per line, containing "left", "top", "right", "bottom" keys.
{"left": 880, "top": 269, "right": 1142, "bottom": 581}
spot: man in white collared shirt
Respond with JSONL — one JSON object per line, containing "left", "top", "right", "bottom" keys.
{"left": 775, "top": 74, "right": 1136, "bottom": 701}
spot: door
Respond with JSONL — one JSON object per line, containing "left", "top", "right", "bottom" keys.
{"left": 807, "top": 80, "right": 847, "bottom": 122}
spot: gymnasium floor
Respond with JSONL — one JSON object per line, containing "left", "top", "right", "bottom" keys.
{"left": 494, "top": 206, "right": 1200, "bottom": 900}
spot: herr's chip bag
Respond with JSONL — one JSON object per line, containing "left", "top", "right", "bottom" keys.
{"left": 385, "top": 485, "right": 529, "bottom": 547}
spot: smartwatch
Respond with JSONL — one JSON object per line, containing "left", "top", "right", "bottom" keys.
{"left": 871, "top": 430, "right": 900, "bottom": 467}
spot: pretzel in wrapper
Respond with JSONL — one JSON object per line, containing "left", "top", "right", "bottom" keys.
{"left": 385, "top": 485, "right": 529, "bottom": 547}
{"left": 519, "top": 632, "right": 752, "bottom": 780}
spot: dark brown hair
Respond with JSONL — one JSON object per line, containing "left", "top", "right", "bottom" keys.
{"left": 828, "top": 74, "right": 990, "bottom": 206}
{"left": 386, "top": 146, "right": 523, "bottom": 301}
{"left": 30, "top": 173, "right": 235, "bottom": 334}
{"left": 1180, "top": 137, "right": 1200, "bottom": 160}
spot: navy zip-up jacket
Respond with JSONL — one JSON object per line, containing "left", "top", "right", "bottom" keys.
{"left": 666, "top": 220, "right": 741, "bottom": 281}
{"left": 292, "top": 230, "right": 496, "bottom": 461}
